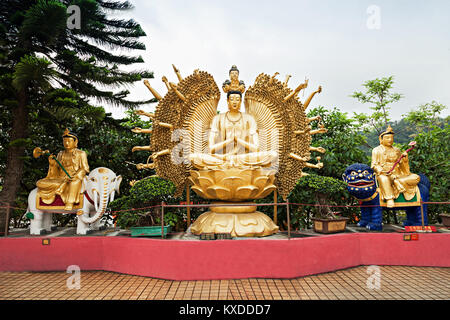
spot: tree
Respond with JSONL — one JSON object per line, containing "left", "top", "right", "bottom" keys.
{"left": 294, "top": 107, "right": 368, "bottom": 227}
{"left": 306, "top": 106, "right": 369, "bottom": 179}
{"left": 0, "top": 0, "right": 153, "bottom": 234}
{"left": 3, "top": 105, "right": 155, "bottom": 229}
{"left": 351, "top": 76, "right": 403, "bottom": 135}
{"left": 403, "top": 101, "right": 448, "bottom": 134}
{"left": 360, "top": 118, "right": 422, "bottom": 154}
{"left": 407, "top": 125, "right": 449, "bottom": 223}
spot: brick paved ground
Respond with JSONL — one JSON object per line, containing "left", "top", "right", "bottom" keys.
{"left": 0, "top": 266, "right": 448, "bottom": 300}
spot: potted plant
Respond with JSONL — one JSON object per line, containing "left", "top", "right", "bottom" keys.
{"left": 311, "top": 211, "right": 349, "bottom": 234}
{"left": 439, "top": 214, "right": 450, "bottom": 228}
{"left": 294, "top": 174, "right": 349, "bottom": 234}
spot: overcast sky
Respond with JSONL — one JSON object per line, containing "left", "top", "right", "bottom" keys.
{"left": 105, "top": 0, "right": 450, "bottom": 120}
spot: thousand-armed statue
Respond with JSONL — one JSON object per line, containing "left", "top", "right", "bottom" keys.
{"left": 132, "top": 65, "right": 327, "bottom": 237}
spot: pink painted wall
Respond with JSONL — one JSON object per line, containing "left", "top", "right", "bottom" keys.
{"left": 0, "top": 237, "right": 103, "bottom": 272}
{"left": 359, "top": 233, "right": 449, "bottom": 267}
{"left": 0, "top": 233, "right": 448, "bottom": 280}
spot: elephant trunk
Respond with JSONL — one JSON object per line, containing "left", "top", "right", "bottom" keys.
{"left": 80, "top": 189, "right": 108, "bottom": 225}
{"left": 94, "top": 190, "right": 98, "bottom": 212}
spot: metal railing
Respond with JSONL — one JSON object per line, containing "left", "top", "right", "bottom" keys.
{"left": 1, "top": 200, "right": 449, "bottom": 238}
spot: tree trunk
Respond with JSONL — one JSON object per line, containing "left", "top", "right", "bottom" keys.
{"left": 316, "top": 193, "right": 335, "bottom": 219}
{"left": 0, "top": 89, "right": 29, "bottom": 235}
{"left": 393, "top": 210, "right": 398, "bottom": 224}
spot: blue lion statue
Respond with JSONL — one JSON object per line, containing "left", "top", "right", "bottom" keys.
{"left": 343, "top": 163, "right": 430, "bottom": 231}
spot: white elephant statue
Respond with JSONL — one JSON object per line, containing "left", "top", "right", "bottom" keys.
{"left": 27, "top": 167, "right": 122, "bottom": 235}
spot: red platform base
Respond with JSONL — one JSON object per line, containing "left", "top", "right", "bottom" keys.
{"left": 0, "top": 233, "right": 449, "bottom": 280}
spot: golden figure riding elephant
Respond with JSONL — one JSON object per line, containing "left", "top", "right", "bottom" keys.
{"left": 29, "top": 129, "right": 122, "bottom": 235}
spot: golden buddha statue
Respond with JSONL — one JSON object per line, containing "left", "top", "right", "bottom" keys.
{"left": 36, "top": 129, "right": 89, "bottom": 211}
{"left": 189, "top": 90, "right": 278, "bottom": 170}
{"left": 133, "top": 64, "right": 327, "bottom": 237}
{"left": 371, "top": 125, "right": 420, "bottom": 208}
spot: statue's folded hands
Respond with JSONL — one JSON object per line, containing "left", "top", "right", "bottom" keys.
{"left": 189, "top": 90, "right": 277, "bottom": 170}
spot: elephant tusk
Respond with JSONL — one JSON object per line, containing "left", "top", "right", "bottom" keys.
{"left": 94, "top": 191, "right": 98, "bottom": 212}
{"left": 79, "top": 193, "right": 108, "bottom": 225}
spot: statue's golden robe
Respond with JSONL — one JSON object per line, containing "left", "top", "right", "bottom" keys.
{"left": 212, "top": 112, "right": 257, "bottom": 146}
{"left": 190, "top": 112, "right": 277, "bottom": 169}
{"left": 371, "top": 144, "right": 419, "bottom": 201}
{"left": 36, "top": 149, "right": 89, "bottom": 206}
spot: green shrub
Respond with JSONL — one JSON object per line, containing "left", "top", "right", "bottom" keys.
{"left": 109, "top": 175, "right": 185, "bottom": 230}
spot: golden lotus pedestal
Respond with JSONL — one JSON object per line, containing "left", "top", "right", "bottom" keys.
{"left": 190, "top": 202, "right": 279, "bottom": 237}
{"left": 188, "top": 167, "right": 279, "bottom": 237}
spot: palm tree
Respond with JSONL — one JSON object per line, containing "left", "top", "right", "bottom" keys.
{"left": 0, "top": 0, "right": 154, "bottom": 234}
